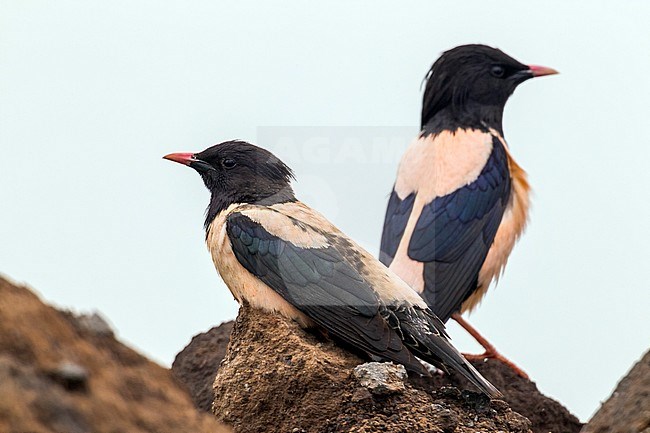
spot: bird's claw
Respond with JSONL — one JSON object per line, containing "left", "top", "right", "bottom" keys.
{"left": 462, "top": 350, "right": 529, "bottom": 380}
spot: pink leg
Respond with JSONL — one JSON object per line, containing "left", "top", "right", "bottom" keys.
{"left": 452, "top": 313, "right": 529, "bottom": 380}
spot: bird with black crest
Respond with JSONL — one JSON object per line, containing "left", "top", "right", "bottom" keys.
{"left": 164, "top": 140, "right": 501, "bottom": 398}
{"left": 379, "top": 44, "right": 558, "bottom": 378}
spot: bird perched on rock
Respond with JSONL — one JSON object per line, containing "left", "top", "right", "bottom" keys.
{"left": 164, "top": 140, "right": 501, "bottom": 398}
{"left": 379, "top": 45, "right": 557, "bottom": 378}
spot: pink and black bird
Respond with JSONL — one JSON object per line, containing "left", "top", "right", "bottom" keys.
{"left": 164, "top": 140, "right": 501, "bottom": 398}
{"left": 379, "top": 45, "right": 557, "bottom": 377}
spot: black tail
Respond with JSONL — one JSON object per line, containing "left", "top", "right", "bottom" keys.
{"left": 423, "top": 336, "right": 502, "bottom": 399}
{"left": 396, "top": 307, "right": 502, "bottom": 399}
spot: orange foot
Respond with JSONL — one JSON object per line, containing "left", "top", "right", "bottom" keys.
{"left": 463, "top": 349, "right": 529, "bottom": 380}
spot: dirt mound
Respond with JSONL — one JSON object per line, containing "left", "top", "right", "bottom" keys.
{"left": 17, "top": 271, "right": 650, "bottom": 433}
{"left": 209, "top": 305, "right": 533, "bottom": 433}
{"left": 174, "top": 308, "right": 581, "bottom": 433}
{"left": 0, "top": 275, "right": 229, "bottom": 433}
{"left": 582, "top": 349, "right": 650, "bottom": 433}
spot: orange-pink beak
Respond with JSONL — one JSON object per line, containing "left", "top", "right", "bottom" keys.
{"left": 527, "top": 64, "right": 559, "bottom": 77}
{"left": 163, "top": 152, "right": 195, "bottom": 166}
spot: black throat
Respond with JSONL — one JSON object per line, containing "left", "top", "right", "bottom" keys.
{"left": 204, "top": 186, "right": 297, "bottom": 233}
{"left": 421, "top": 103, "right": 504, "bottom": 137}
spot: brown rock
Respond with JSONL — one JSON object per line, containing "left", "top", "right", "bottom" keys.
{"left": 177, "top": 312, "right": 582, "bottom": 433}
{"left": 582, "top": 350, "right": 650, "bottom": 433}
{"left": 211, "top": 304, "right": 532, "bottom": 433}
{"left": 353, "top": 362, "right": 408, "bottom": 395}
{"left": 173, "top": 321, "right": 234, "bottom": 411}
{"left": 0, "top": 275, "right": 230, "bottom": 433}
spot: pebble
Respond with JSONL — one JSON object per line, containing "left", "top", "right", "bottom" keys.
{"left": 353, "top": 362, "right": 407, "bottom": 395}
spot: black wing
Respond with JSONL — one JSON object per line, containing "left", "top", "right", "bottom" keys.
{"left": 227, "top": 210, "right": 502, "bottom": 397}
{"left": 379, "top": 191, "right": 415, "bottom": 266}
{"left": 226, "top": 211, "right": 427, "bottom": 375}
{"left": 408, "top": 137, "right": 511, "bottom": 322}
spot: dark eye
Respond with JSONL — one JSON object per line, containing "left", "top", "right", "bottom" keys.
{"left": 490, "top": 65, "right": 505, "bottom": 78}
{"left": 222, "top": 158, "right": 237, "bottom": 169}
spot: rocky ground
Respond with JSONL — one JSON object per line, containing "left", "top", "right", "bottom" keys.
{"left": 174, "top": 304, "right": 582, "bottom": 433}
{"left": 581, "top": 349, "right": 650, "bottom": 433}
{"left": 0, "top": 275, "right": 229, "bottom": 433}
{"left": 1, "top": 273, "right": 646, "bottom": 433}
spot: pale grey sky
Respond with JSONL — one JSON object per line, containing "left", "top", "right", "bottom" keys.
{"left": 1, "top": 0, "right": 649, "bottom": 421}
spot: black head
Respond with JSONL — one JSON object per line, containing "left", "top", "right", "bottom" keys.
{"left": 164, "top": 140, "right": 295, "bottom": 230}
{"left": 421, "top": 44, "right": 557, "bottom": 134}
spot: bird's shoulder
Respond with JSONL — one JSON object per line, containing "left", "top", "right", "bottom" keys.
{"left": 395, "top": 128, "right": 499, "bottom": 202}
{"left": 224, "top": 201, "right": 428, "bottom": 309}
{"left": 225, "top": 201, "right": 336, "bottom": 248}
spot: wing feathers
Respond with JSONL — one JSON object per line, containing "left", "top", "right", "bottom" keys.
{"left": 226, "top": 210, "right": 427, "bottom": 373}
{"left": 405, "top": 136, "right": 511, "bottom": 321}
{"left": 225, "top": 206, "right": 500, "bottom": 396}
{"left": 379, "top": 191, "right": 415, "bottom": 266}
